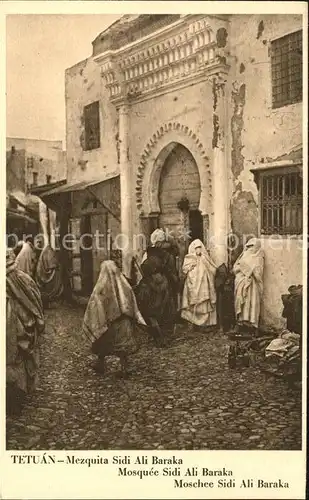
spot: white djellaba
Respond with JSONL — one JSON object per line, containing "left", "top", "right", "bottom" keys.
{"left": 233, "top": 238, "right": 265, "bottom": 329}
{"left": 181, "top": 239, "right": 217, "bottom": 327}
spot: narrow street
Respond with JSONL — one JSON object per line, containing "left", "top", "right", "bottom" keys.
{"left": 6, "top": 305, "right": 302, "bottom": 451}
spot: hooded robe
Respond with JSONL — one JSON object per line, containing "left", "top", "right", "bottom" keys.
{"left": 82, "top": 260, "right": 146, "bottom": 356}
{"left": 35, "top": 244, "right": 63, "bottom": 304}
{"left": 181, "top": 239, "right": 217, "bottom": 327}
{"left": 6, "top": 249, "right": 45, "bottom": 398}
{"left": 233, "top": 238, "right": 264, "bottom": 328}
{"left": 15, "top": 241, "right": 37, "bottom": 278}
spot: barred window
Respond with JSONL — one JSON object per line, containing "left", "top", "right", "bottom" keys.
{"left": 271, "top": 30, "right": 302, "bottom": 109}
{"left": 84, "top": 101, "right": 100, "bottom": 151}
{"left": 27, "top": 156, "right": 34, "bottom": 168}
{"left": 32, "top": 172, "right": 38, "bottom": 187}
{"left": 260, "top": 168, "right": 302, "bottom": 235}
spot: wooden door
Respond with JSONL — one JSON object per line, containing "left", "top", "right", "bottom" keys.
{"left": 159, "top": 144, "right": 200, "bottom": 241}
{"left": 68, "top": 217, "right": 82, "bottom": 294}
{"left": 158, "top": 144, "right": 201, "bottom": 274}
{"left": 91, "top": 212, "right": 108, "bottom": 285}
{"left": 80, "top": 215, "right": 93, "bottom": 295}
{"left": 189, "top": 209, "right": 204, "bottom": 242}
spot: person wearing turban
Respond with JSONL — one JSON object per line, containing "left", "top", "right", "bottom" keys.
{"left": 135, "top": 229, "right": 179, "bottom": 347}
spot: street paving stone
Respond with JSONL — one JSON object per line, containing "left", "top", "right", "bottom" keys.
{"left": 6, "top": 305, "right": 302, "bottom": 450}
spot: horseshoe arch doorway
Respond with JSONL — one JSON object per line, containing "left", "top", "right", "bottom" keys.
{"left": 158, "top": 143, "right": 203, "bottom": 256}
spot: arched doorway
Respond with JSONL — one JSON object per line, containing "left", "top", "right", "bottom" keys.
{"left": 158, "top": 143, "right": 203, "bottom": 253}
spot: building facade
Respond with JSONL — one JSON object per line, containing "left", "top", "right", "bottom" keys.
{"left": 59, "top": 14, "right": 303, "bottom": 327}
{"left": 6, "top": 137, "right": 66, "bottom": 191}
{"left": 6, "top": 137, "right": 67, "bottom": 245}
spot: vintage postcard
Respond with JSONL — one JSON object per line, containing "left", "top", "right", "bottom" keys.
{"left": 0, "top": 1, "right": 307, "bottom": 499}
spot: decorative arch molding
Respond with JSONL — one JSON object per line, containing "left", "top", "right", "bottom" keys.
{"left": 136, "top": 121, "right": 212, "bottom": 215}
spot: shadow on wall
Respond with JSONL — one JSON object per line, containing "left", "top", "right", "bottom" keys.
{"left": 260, "top": 239, "right": 303, "bottom": 329}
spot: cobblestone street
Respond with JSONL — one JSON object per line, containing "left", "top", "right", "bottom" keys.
{"left": 6, "top": 305, "right": 302, "bottom": 451}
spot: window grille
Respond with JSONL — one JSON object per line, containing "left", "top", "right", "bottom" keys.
{"left": 260, "top": 170, "right": 302, "bottom": 235}
{"left": 84, "top": 101, "right": 100, "bottom": 151}
{"left": 27, "top": 157, "right": 34, "bottom": 168}
{"left": 271, "top": 30, "right": 302, "bottom": 109}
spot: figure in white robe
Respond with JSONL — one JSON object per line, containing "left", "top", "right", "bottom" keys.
{"left": 15, "top": 239, "right": 37, "bottom": 278}
{"left": 233, "top": 238, "right": 264, "bottom": 329}
{"left": 181, "top": 239, "right": 217, "bottom": 327}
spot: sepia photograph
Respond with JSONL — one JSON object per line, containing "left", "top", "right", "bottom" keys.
{"left": 5, "top": 8, "right": 305, "bottom": 459}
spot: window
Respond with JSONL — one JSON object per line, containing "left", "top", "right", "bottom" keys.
{"left": 32, "top": 172, "right": 38, "bottom": 186}
{"left": 271, "top": 30, "right": 302, "bottom": 109}
{"left": 27, "top": 156, "right": 34, "bottom": 168}
{"left": 46, "top": 174, "right": 52, "bottom": 184}
{"left": 260, "top": 168, "right": 302, "bottom": 235}
{"left": 84, "top": 101, "right": 100, "bottom": 151}
{"left": 10, "top": 198, "right": 18, "bottom": 209}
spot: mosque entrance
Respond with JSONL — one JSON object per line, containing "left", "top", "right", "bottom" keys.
{"left": 158, "top": 143, "right": 203, "bottom": 259}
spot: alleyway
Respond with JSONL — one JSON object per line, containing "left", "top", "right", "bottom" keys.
{"left": 6, "top": 305, "right": 302, "bottom": 451}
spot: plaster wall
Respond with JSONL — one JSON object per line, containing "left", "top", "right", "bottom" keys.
{"left": 64, "top": 14, "right": 304, "bottom": 327}
{"left": 128, "top": 80, "right": 214, "bottom": 257}
{"left": 6, "top": 137, "right": 66, "bottom": 187}
{"left": 65, "top": 58, "right": 119, "bottom": 184}
{"left": 228, "top": 14, "right": 303, "bottom": 327}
